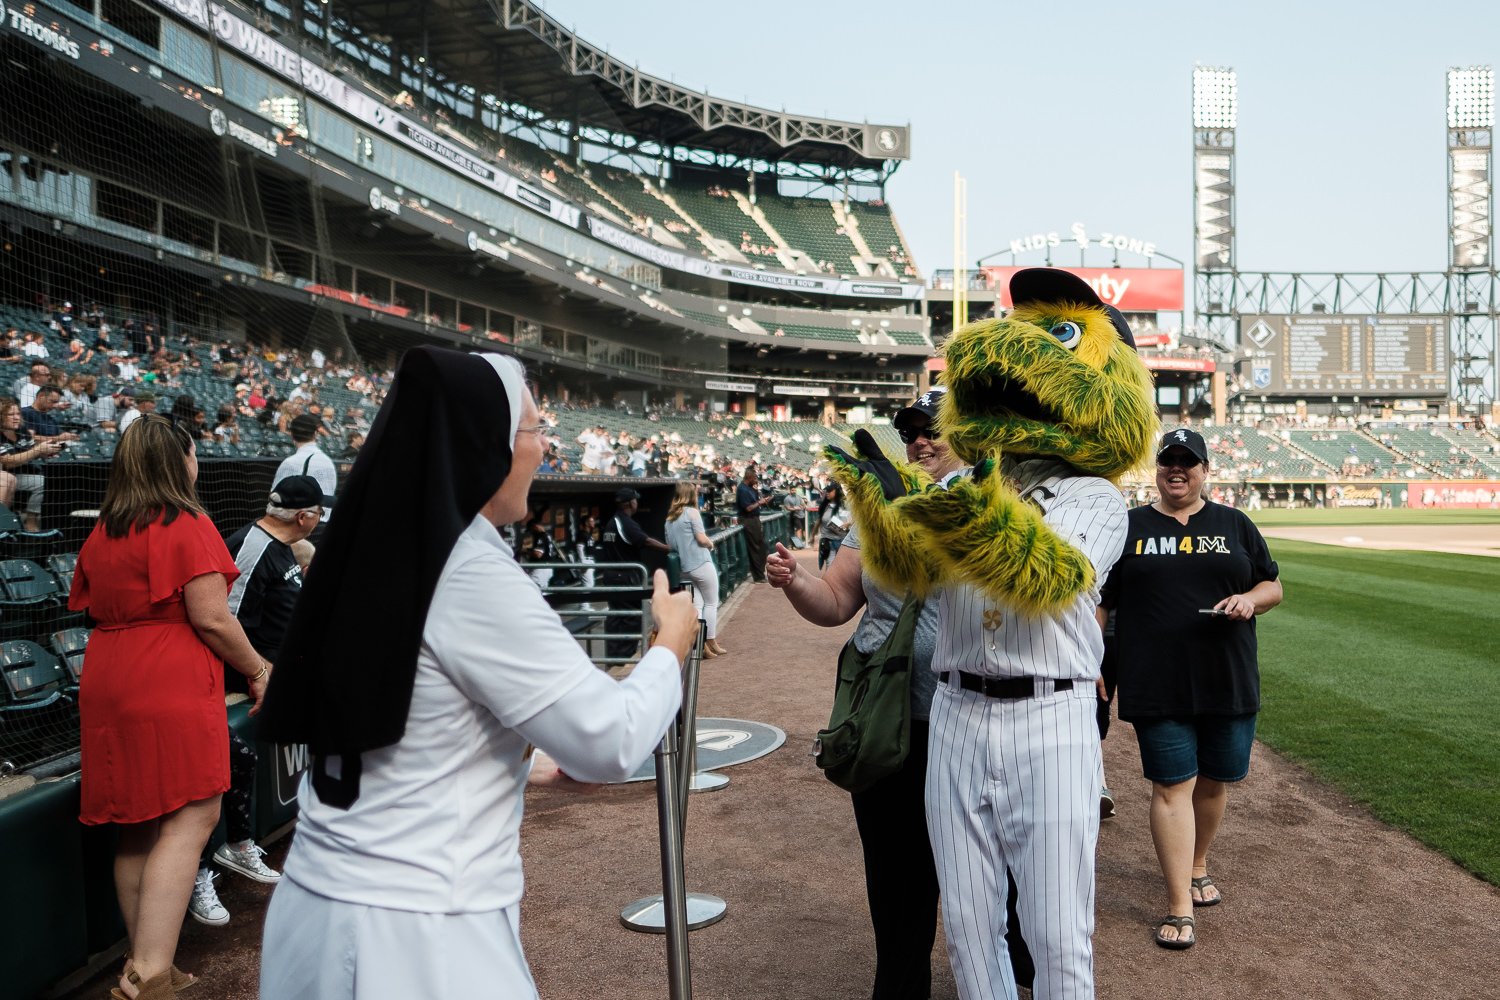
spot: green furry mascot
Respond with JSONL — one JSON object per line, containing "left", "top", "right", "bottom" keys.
{"left": 828, "top": 267, "right": 1158, "bottom": 615}
{"left": 826, "top": 266, "right": 1159, "bottom": 1000}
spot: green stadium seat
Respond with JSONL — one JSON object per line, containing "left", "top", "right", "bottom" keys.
{"left": 51, "top": 627, "right": 89, "bottom": 686}
{"left": 0, "top": 640, "right": 68, "bottom": 706}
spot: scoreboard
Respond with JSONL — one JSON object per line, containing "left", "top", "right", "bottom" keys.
{"left": 1239, "top": 315, "right": 1448, "bottom": 397}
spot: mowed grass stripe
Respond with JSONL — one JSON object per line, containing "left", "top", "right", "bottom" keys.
{"left": 1250, "top": 508, "right": 1500, "bottom": 528}
{"left": 1256, "top": 539, "right": 1500, "bottom": 884}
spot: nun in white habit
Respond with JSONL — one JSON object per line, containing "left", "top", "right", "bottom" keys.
{"left": 258, "top": 347, "right": 695, "bottom": 999}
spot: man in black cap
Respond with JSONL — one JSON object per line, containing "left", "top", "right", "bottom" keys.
{"left": 187, "top": 475, "right": 325, "bottom": 924}
{"left": 226, "top": 475, "right": 323, "bottom": 672}
{"left": 598, "top": 487, "right": 671, "bottom": 661}
{"left": 275, "top": 413, "right": 336, "bottom": 542}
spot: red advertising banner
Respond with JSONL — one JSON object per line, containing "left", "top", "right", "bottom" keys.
{"left": 1145, "top": 357, "right": 1216, "bottom": 373}
{"left": 1407, "top": 481, "right": 1500, "bottom": 508}
{"left": 982, "top": 267, "right": 1185, "bottom": 311}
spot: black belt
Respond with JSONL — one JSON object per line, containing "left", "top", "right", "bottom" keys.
{"left": 939, "top": 671, "right": 1074, "bottom": 699}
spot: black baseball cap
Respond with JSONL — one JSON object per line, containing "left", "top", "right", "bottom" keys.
{"left": 269, "top": 475, "right": 325, "bottom": 510}
{"left": 1157, "top": 428, "right": 1209, "bottom": 465}
{"left": 1008, "top": 267, "right": 1136, "bottom": 349}
{"left": 614, "top": 487, "right": 641, "bottom": 504}
{"left": 893, "top": 386, "right": 948, "bottom": 431}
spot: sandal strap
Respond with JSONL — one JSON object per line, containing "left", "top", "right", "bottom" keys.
{"left": 1191, "top": 875, "right": 1215, "bottom": 887}
{"left": 1159, "top": 914, "right": 1195, "bottom": 929}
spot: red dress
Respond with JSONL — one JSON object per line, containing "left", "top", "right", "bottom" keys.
{"left": 69, "top": 511, "right": 241, "bottom": 825}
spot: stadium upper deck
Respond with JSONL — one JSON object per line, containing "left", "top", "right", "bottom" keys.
{"left": 0, "top": 0, "right": 931, "bottom": 419}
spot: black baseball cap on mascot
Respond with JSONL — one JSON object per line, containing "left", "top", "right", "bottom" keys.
{"left": 1009, "top": 268, "right": 1137, "bottom": 349}
{"left": 1157, "top": 428, "right": 1210, "bottom": 466}
{"left": 893, "top": 386, "right": 948, "bottom": 432}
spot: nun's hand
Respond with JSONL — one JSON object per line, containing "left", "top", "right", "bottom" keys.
{"left": 649, "top": 569, "right": 697, "bottom": 665}
{"left": 527, "top": 751, "right": 601, "bottom": 794}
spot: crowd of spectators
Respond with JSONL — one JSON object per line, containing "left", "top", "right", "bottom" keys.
{"left": 2, "top": 300, "right": 394, "bottom": 461}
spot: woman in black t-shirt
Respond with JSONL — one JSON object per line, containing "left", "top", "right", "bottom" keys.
{"left": 1100, "top": 428, "right": 1282, "bottom": 951}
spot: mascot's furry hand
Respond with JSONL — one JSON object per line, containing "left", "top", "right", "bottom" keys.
{"left": 899, "top": 462, "right": 1094, "bottom": 617}
{"left": 824, "top": 429, "right": 911, "bottom": 501}
{"left": 823, "top": 432, "right": 941, "bottom": 595}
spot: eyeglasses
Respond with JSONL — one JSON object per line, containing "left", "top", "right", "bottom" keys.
{"left": 898, "top": 426, "right": 936, "bottom": 445}
{"left": 1157, "top": 453, "right": 1203, "bottom": 469}
{"left": 515, "top": 423, "right": 549, "bottom": 441}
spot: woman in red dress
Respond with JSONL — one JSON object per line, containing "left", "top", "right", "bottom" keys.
{"left": 70, "top": 416, "right": 273, "bottom": 1000}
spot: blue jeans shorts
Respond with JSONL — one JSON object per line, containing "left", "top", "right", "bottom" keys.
{"left": 1133, "top": 713, "right": 1257, "bottom": 785}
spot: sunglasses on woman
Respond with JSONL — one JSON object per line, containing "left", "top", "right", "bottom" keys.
{"left": 898, "top": 426, "right": 935, "bottom": 446}
{"left": 1157, "top": 453, "right": 1203, "bottom": 469}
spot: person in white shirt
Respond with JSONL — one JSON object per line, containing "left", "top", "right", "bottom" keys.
{"left": 274, "top": 414, "right": 337, "bottom": 538}
{"left": 116, "top": 391, "right": 155, "bottom": 435}
{"left": 258, "top": 348, "right": 694, "bottom": 1000}
{"left": 576, "top": 424, "right": 608, "bottom": 474}
{"left": 16, "top": 360, "right": 50, "bottom": 409}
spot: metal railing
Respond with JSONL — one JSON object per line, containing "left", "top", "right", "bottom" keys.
{"left": 533, "top": 562, "right": 726, "bottom": 1000}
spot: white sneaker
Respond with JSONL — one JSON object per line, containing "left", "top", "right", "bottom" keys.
{"left": 188, "top": 869, "right": 230, "bottom": 926}
{"left": 213, "top": 841, "right": 282, "bottom": 884}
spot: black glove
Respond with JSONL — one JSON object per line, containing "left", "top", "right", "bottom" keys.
{"left": 825, "top": 429, "right": 909, "bottom": 501}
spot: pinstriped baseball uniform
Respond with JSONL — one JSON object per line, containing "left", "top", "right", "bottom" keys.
{"left": 926, "top": 458, "right": 1128, "bottom": 1000}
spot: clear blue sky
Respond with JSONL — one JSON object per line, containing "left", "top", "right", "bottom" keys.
{"left": 539, "top": 0, "right": 1500, "bottom": 280}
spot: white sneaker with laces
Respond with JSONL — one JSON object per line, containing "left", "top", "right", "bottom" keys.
{"left": 213, "top": 841, "right": 282, "bottom": 884}
{"left": 189, "top": 869, "right": 230, "bottom": 926}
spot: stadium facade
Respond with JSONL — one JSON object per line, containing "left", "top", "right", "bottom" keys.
{"left": 0, "top": 0, "right": 934, "bottom": 422}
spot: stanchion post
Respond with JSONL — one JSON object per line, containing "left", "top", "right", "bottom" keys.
{"left": 620, "top": 611, "right": 726, "bottom": 994}
{"left": 653, "top": 695, "right": 693, "bottom": 1000}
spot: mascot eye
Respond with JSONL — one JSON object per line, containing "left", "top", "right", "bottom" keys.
{"left": 1049, "top": 321, "right": 1083, "bottom": 349}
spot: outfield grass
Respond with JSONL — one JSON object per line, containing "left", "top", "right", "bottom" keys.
{"left": 1256, "top": 539, "right": 1500, "bottom": 884}
{"left": 1248, "top": 507, "right": 1500, "bottom": 528}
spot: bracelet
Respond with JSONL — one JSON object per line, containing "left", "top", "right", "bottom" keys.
{"left": 251, "top": 663, "right": 269, "bottom": 682}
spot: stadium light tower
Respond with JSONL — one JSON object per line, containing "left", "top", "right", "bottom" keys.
{"left": 1446, "top": 66, "right": 1496, "bottom": 410}
{"left": 1193, "top": 67, "right": 1237, "bottom": 346}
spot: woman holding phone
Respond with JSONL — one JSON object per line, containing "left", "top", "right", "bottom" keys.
{"left": 1100, "top": 427, "right": 1282, "bottom": 950}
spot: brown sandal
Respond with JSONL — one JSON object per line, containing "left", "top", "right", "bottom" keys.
{"left": 120, "top": 958, "right": 197, "bottom": 994}
{"left": 111, "top": 967, "right": 184, "bottom": 999}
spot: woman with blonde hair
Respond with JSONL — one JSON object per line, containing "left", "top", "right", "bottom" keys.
{"left": 666, "top": 480, "right": 725, "bottom": 657}
{"left": 69, "top": 415, "right": 273, "bottom": 999}
{"left": 276, "top": 398, "right": 304, "bottom": 437}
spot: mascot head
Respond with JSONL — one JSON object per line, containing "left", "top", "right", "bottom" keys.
{"left": 938, "top": 267, "right": 1158, "bottom": 478}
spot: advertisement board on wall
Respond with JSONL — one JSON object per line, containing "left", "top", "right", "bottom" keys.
{"left": 982, "top": 267, "right": 1184, "bottom": 311}
{"left": 1407, "top": 480, "right": 1500, "bottom": 508}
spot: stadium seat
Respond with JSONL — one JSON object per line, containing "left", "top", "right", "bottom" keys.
{"left": 0, "top": 640, "right": 67, "bottom": 706}
{"left": 50, "top": 628, "right": 89, "bottom": 686}
{"left": 45, "top": 553, "right": 76, "bottom": 594}
{"left": 0, "top": 560, "right": 64, "bottom": 640}
{"left": 0, "top": 504, "right": 64, "bottom": 560}
{"left": 0, "top": 640, "right": 78, "bottom": 774}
